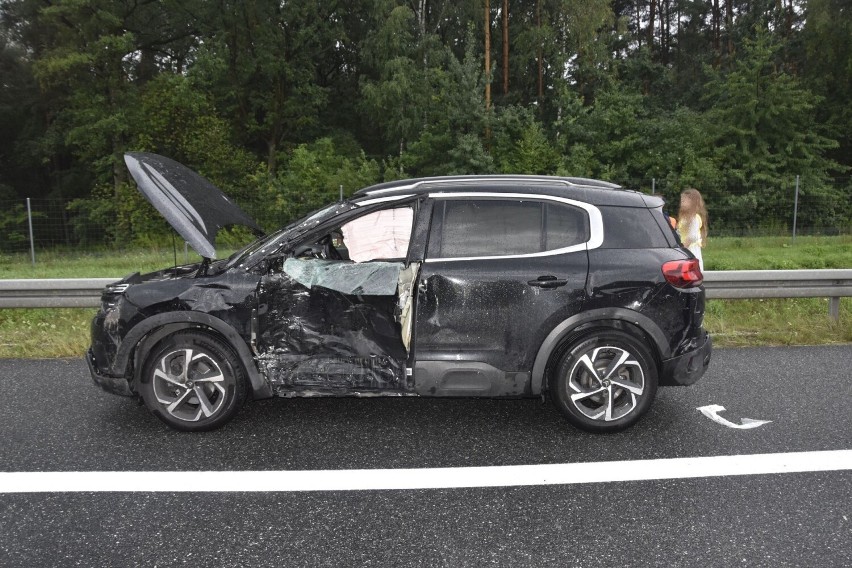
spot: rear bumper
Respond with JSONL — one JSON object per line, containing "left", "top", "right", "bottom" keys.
{"left": 660, "top": 331, "right": 712, "bottom": 386}
{"left": 86, "top": 348, "right": 134, "bottom": 397}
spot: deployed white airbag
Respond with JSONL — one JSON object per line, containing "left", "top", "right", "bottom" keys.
{"left": 341, "top": 208, "right": 413, "bottom": 262}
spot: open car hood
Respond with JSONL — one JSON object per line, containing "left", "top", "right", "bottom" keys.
{"left": 124, "top": 152, "right": 263, "bottom": 259}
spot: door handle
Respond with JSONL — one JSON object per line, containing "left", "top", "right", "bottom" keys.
{"left": 527, "top": 275, "right": 568, "bottom": 289}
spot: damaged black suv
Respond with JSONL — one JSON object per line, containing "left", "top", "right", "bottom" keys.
{"left": 87, "top": 153, "right": 711, "bottom": 432}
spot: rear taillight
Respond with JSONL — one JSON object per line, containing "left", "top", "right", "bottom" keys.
{"left": 662, "top": 259, "right": 703, "bottom": 288}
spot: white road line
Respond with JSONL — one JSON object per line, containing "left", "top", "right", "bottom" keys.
{"left": 1, "top": 450, "right": 850, "bottom": 493}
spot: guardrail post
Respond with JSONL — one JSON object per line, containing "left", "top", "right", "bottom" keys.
{"left": 829, "top": 297, "right": 840, "bottom": 322}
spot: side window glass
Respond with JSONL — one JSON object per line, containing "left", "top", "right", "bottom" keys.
{"left": 545, "top": 203, "right": 590, "bottom": 250}
{"left": 431, "top": 200, "right": 542, "bottom": 258}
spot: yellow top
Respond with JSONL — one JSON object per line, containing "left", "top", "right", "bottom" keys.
{"left": 677, "top": 214, "right": 703, "bottom": 248}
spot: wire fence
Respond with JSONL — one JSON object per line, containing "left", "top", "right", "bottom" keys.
{"left": 1, "top": 177, "right": 850, "bottom": 260}
{"left": 627, "top": 176, "right": 852, "bottom": 238}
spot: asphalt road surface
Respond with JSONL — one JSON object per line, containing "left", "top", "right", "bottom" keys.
{"left": 1, "top": 345, "right": 850, "bottom": 567}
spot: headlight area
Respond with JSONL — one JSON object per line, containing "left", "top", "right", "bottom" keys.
{"left": 101, "top": 282, "right": 130, "bottom": 312}
{"left": 90, "top": 284, "right": 135, "bottom": 380}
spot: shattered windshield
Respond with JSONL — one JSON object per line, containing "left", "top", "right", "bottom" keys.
{"left": 225, "top": 201, "right": 357, "bottom": 269}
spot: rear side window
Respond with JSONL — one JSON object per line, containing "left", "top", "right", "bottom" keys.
{"left": 599, "top": 206, "right": 670, "bottom": 249}
{"left": 546, "top": 203, "right": 589, "bottom": 250}
{"left": 427, "top": 199, "right": 590, "bottom": 259}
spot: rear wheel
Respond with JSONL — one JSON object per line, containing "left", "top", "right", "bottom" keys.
{"left": 550, "top": 330, "right": 657, "bottom": 433}
{"left": 140, "top": 331, "right": 247, "bottom": 432}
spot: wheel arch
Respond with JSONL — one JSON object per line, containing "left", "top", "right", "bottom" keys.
{"left": 531, "top": 308, "right": 670, "bottom": 396}
{"left": 115, "top": 311, "right": 272, "bottom": 400}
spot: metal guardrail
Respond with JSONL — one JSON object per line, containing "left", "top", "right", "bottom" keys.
{"left": 0, "top": 269, "right": 849, "bottom": 318}
{"left": 0, "top": 278, "right": 118, "bottom": 308}
{"left": 704, "top": 269, "right": 851, "bottom": 320}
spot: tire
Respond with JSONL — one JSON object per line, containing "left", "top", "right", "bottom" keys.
{"left": 550, "top": 329, "right": 658, "bottom": 433}
{"left": 139, "top": 331, "right": 248, "bottom": 432}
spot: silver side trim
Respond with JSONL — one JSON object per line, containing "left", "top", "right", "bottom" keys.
{"left": 425, "top": 244, "right": 588, "bottom": 262}
{"left": 361, "top": 184, "right": 418, "bottom": 196}
{"left": 424, "top": 192, "right": 603, "bottom": 263}
{"left": 355, "top": 194, "right": 415, "bottom": 206}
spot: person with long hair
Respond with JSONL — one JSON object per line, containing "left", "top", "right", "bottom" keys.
{"left": 677, "top": 188, "right": 708, "bottom": 271}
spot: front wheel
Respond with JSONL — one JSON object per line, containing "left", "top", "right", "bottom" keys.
{"left": 139, "top": 331, "right": 248, "bottom": 432}
{"left": 550, "top": 330, "right": 658, "bottom": 433}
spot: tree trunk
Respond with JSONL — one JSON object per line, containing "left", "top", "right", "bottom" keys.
{"left": 712, "top": 0, "right": 721, "bottom": 63}
{"left": 648, "top": 0, "right": 656, "bottom": 55}
{"left": 267, "top": 139, "right": 277, "bottom": 176}
{"left": 502, "top": 0, "right": 508, "bottom": 95}
{"left": 725, "top": 0, "right": 734, "bottom": 58}
{"left": 112, "top": 146, "right": 127, "bottom": 191}
{"left": 635, "top": 1, "right": 641, "bottom": 50}
{"left": 663, "top": 0, "right": 670, "bottom": 65}
{"left": 484, "top": 0, "right": 491, "bottom": 111}
{"left": 136, "top": 47, "right": 157, "bottom": 85}
{"left": 786, "top": 0, "right": 794, "bottom": 35}
{"left": 418, "top": 0, "right": 427, "bottom": 68}
{"left": 536, "top": 0, "right": 542, "bottom": 104}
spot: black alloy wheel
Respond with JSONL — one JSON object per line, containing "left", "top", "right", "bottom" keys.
{"left": 551, "top": 330, "right": 658, "bottom": 433}
{"left": 140, "top": 331, "right": 248, "bottom": 432}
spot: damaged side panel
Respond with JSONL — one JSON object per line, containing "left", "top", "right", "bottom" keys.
{"left": 413, "top": 255, "right": 589, "bottom": 396}
{"left": 256, "top": 259, "right": 415, "bottom": 396}
{"left": 90, "top": 267, "right": 262, "bottom": 384}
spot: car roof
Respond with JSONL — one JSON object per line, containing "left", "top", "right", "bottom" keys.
{"left": 351, "top": 175, "right": 663, "bottom": 208}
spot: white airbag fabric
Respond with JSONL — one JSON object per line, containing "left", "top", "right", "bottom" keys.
{"left": 341, "top": 208, "right": 413, "bottom": 262}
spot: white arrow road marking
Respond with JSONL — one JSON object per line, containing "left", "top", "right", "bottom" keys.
{"left": 1, "top": 450, "right": 850, "bottom": 493}
{"left": 697, "top": 404, "right": 772, "bottom": 429}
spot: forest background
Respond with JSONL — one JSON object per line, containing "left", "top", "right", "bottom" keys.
{"left": 0, "top": 0, "right": 850, "bottom": 252}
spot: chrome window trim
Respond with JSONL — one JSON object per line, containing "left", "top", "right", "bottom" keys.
{"left": 361, "top": 184, "right": 418, "bottom": 196}
{"left": 424, "top": 192, "right": 603, "bottom": 263}
{"left": 355, "top": 194, "right": 415, "bottom": 206}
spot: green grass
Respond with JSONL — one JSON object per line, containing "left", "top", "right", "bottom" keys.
{"left": 0, "top": 236, "right": 849, "bottom": 358}
{"left": 0, "top": 248, "right": 207, "bottom": 279}
{"left": 704, "top": 298, "right": 852, "bottom": 347}
{"left": 704, "top": 234, "right": 852, "bottom": 270}
{"left": 0, "top": 308, "right": 95, "bottom": 358}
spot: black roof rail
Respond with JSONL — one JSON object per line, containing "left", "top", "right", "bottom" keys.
{"left": 352, "top": 175, "right": 622, "bottom": 197}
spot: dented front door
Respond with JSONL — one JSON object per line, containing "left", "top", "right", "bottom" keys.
{"left": 255, "top": 259, "right": 412, "bottom": 395}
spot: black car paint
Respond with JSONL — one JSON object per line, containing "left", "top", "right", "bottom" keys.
{"left": 413, "top": 253, "right": 589, "bottom": 396}
{"left": 124, "top": 153, "right": 263, "bottom": 259}
{"left": 89, "top": 266, "right": 267, "bottom": 395}
{"left": 255, "top": 271, "right": 410, "bottom": 396}
{"left": 88, "top": 174, "right": 710, "bottom": 406}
